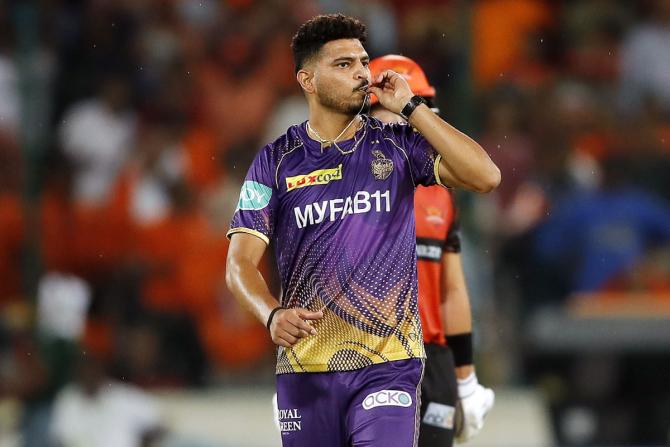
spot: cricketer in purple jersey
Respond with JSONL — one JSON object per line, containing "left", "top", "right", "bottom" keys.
{"left": 227, "top": 116, "right": 444, "bottom": 374}
{"left": 226, "top": 13, "right": 499, "bottom": 447}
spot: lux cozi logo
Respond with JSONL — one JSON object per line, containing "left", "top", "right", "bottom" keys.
{"left": 286, "top": 164, "right": 343, "bottom": 192}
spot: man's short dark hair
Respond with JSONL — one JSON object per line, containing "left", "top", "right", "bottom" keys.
{"left": 291, "top": 14, "right": 367, "bottom": 73}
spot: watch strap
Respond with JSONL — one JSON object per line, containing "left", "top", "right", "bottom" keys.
{"left": 400, "top": 95, "right": 425, "bottom": 120}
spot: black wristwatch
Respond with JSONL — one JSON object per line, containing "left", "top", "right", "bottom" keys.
{"left": 399, "top": 95, "right": 425, "bottom": 120}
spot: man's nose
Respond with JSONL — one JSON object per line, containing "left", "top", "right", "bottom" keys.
{"left": 354, "top": 62, "right": 370, "bottom": 81}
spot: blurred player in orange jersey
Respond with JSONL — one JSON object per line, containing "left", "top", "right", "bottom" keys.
{"left": 369, "top": 55, "right": 495, "bottom": 446}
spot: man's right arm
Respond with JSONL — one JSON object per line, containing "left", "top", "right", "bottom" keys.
{"left": 226, "top": 233, "right": 322, "bottom": 347}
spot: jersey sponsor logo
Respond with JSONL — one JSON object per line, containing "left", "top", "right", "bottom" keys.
{"left": 286, "top": 164, "right": 343, "bottom": 192}
{"left": 293, "top": 190, "right": 391, "bottom": 229}
{"left": 236, "top": 181, "right": 272, "bottom": 211}
{"left": 278, "top": 408, "right": 302, "bottom": 432}
{"left": 416, "top": 237, "right": 444, "bottom": 262}
{"left": 362, "top": 390, "right": 412, "bottom": 410}
{"left": 371, "top": 150, "right": 394, "bottom": 180}
{"left": 422, "top": 402, "right": 455, "bottom": 429}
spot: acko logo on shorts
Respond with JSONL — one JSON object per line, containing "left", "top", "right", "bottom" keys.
{"left": 285, "top": 164, "right": 343, "bottom": 191}
{"left": 237, "top": 181, "right": 272, "bottom": 211}
{"left": 362, "top": 390, "right": 412, "bottom": 410}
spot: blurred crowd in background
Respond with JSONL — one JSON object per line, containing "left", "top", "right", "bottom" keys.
{"left": 1, "top": 0, "right": 669, "bottom": 446}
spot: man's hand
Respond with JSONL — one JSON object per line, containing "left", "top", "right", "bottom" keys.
{"left": 269, "top": 308, "right": 323, "bottom": 348}
{"left": 455, "top": 373, "right": 495, "bottom": 443}
{"left": 368, "top": 70, "right": 414, "bottom": 115}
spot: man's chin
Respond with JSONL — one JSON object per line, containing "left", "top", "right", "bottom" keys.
{"left": 344, "top": 99, "right": 366, "bottom": 115}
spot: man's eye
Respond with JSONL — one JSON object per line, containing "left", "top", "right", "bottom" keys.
{"left": 362, "top": 61, "right": 369, "bottom": 67}
{"left": 338, "top": 62, "right": 349, "bottom": 68}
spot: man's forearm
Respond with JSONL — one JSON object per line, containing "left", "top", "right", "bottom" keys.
{"left": 226, "top": 256, "right": 280, "bottom": 326}
{"left": 442, "top": 253, "right": 472, "bottom": 335}
{"left": 442, "top": 253, "right": 475, "bottom": 379}
{"left": 443, "top": 290, "right": 472, "bottom": 336}
{"left": 408, "top": 104, "right": 500, "bottom": 192}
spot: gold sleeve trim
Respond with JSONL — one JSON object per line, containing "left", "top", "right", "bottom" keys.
{"left": 434, "top": 154, "right": 447, "bottom": 187}
{"left": 226, "top": 227, "right": 270, "bottom": 245}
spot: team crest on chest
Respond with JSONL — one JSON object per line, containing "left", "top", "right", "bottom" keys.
{"left": 371, "top": 150, "right": 394, "bottom": 180}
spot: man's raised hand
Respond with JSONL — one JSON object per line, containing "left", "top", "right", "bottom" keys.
{"left": 368, "top": 70, "right": 414, "bottom": 115}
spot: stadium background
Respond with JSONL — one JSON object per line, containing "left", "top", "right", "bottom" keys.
{"left": 1, "top": 0, "right": 669, "bottom": 446}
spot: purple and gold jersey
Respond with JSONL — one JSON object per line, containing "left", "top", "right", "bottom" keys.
{"left": 227, "top": 116, "right": 443, "bottom": 374}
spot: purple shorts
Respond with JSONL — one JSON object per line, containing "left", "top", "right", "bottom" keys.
{"left": 276, "top": 358, "right": 424, "bottom": 447}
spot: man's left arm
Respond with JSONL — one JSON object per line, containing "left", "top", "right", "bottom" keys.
{"left": 409, "top": 105, "right": 500, "bottom": 192}
{"left": 369, "top": 70, "right": 500, "bottom": 193}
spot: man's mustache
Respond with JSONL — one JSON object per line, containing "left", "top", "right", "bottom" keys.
{"left": 355, "top": 82, "right": 370, "bottom": 92}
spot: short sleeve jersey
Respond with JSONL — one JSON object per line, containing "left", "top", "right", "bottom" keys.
{"left": 227, "top": 116, "right": 443, "bottom": 374}
{"left": 414, "top": 185, "right": 461, "bottom": 345}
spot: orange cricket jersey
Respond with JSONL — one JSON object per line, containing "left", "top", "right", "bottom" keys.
{"left": 415, "top": 185, "right": 460, "bottom": 345}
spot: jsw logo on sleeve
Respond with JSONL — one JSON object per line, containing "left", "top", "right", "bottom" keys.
{"left": 293, "top": 190, "right": 391, "bottom": 229}
{"left": 362, "top": 390, "right": 413, "bottom": 410}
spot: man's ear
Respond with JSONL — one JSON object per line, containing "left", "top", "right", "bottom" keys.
{"left": 297, "top": 69, "right": 315, "bottom": 94}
